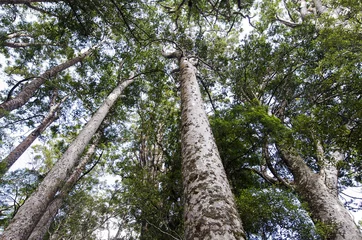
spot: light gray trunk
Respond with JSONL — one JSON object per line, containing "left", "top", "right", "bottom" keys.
{"left": 0, "top": 96, "right": 66, "bottom": 175}
{"left": 179, "top": 56, "right": 245, "bottom": 239}
{"left": 300, "top": 0, "right": 310, "bottom": 20}
{"left": 0, "top": 47, "right": 94, "bottom": 119}
{"left": 313, "top": 0, "right": 327, "bottom": 14}
{"left": 0, "top": 79, "right": 134, "bottom": 240}
{"left": 28, "top": 131, "right": 100, "bottom": 240}
{"left": 279, "top": 147, "right": 362, "bottom": 240}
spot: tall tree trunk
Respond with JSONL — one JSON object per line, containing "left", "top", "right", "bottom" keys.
{"left": 28, "top": 130, "right": 101, "bottom": 240}
{"left": 0, "top": 94, "right": 67, "bottom": 176}
{"left": 163, "top": 50, "right": 245, "bottom": 239}
{"left": 0, "top": 46, "right": 96, "bottom": 119}
{"left": 0, "top": 77, "right": 135, "bottom": 240}
{"left": 278, "top": 146, "right": 362, "bottom": 240}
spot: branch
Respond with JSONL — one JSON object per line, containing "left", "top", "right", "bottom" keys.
{"left": 77, "top": 151, "right": 103, "bottom": 183}
{"left": 144, "top": 219, "right": 182, "bottom": 240}
{"left": 6, "top": 32, "right": 31, "bottom": 39}
{"left": 300, "top": 0, "right": 311, "bottom": 20}
{"left": 243, "top": 166, "right": 277, "bottom": 184}
{"left": 161, "top": 47, "right": 183, "bottom": 59}
{"left": 3, "top": 42, "right": 37, "bottom": 48}
{"left": 197, "top": 75, "right": 217, "bottom": 112}
{"left": 6, "top": 76, "right": 48, "bottom": 101}
{"left": 263, "top": 139, "right": 292, "bottom": 189}
{"left": 283, "top": 0, "right": 296, "bottom": 23}
{"left": 25, "top": 2, "right": 58, "bottom": 16}
{"left": 275, "top": 15, "right": 300, "bottom": 28}
{"left": 313, "top": 0, "right": 327, "bottom": 14}
{"left": 340, "top": 191, "right": 362, "bottom": 200}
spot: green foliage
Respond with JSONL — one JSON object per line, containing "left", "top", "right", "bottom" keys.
{"left": 1, "top": 0, "right": 362, "bottom": 239}
{"left": 314, "top": 220, "right": 338, "bottom": 240}
{"left": 237, "top": 187, "right": 321, "bottom": 239}
{"left": 0, "top": 169, "right": 42, "bottom": 230}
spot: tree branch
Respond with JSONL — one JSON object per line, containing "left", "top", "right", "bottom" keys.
{"left": 263, "top": 139, "right": 292, "bottom": 188}
{"left": 275, "top": 15, "right": 300, "bottom": 28}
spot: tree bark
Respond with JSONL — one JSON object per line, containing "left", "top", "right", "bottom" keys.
{"left": 28, "top": 130, "right": 101, "bottom": 240}
{"left": 313, "top": 0, "right": 327, "bottom": 14}
{"left": 0, "top": 78, "right": 134, "bottom": 240}
{"left": 278, "top": 146, "right": 362, "bottom": 240}
{"left": 0, "top": 46, "right": 95, "bottom": 119}
{"left": 176, "top": 55, "right": 245, "bottom": 239}
{"left": 0, "top": 95, "right": 67, "bottom": 175}
{"left": 300, "top": 0, "right": 310, "bottom": 20}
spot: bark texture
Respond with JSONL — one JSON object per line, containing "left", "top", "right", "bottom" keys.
{"left": 0, "top": 47, "right": 94, "bottom": 119}
{"left": 0, "top": 95, "right": 66, "bottom": 175}
{"left": 28, "top": 131, "right": 101, "bottom": 240}
{"left": 0, "top": 78, "right": 134, "bottom": 240}
{"left": 279, "top": 146, "right": 362, "bottom": 240}
{"left": 179, "top": 56, "right": 245, "bottom": 240}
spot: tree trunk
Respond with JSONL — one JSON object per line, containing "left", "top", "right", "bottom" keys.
{"left": 278, "top": 146, "right": 362, "bottom": 240}
{"left": 177, "top": 55, "right": 245, "bottom": 239}
{"left": 0, "top": 78, "right": 134, "bottom": 240}
{"left": 28, "top": 131, "right": 101, "bottom": 240}
{"left": 313, "top": 0, "right": 327, "bottom": 14}
{"left": 0, "top": 46, "right": 95, "bottom": 119}
{"left": 0, "top": 95, "right": 67, "bottom": 176}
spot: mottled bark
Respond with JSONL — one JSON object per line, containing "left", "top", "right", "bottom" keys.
{"left": 28, "top": 132, "right": 101, "bottom": 240}
{"left": 278, "top": 146, "right": 362, "bottom": 240}
{"left": 313, "top": 0, "right": 327, "bottom": 14}
{"left": 0, "top": 46, "right": 95, "bottom": 119}
{"left": 300, "top": 0, "right": 310, "bottom": 20}
{"left": 0, "top": 95, "right": 67, "bottom": 175}
{"left": 3, "top": 42, "right": 34, "bottom": 48}
{"left": 316, "top": 140, "right": 339, "bottom": 197}
{"left": 0, "top": 78, "right": 134, "bottom": 240}
{"left": 178, "top": 55, "right": 245, "bottom": 239}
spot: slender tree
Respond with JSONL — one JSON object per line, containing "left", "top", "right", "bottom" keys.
{"left": 162, "top": 49, "right": 245, "bottom": 239}
{"left": 28, "top": 129, "right": 101, "bottom": 240}
{"left": 0, "top": 72, "right": 135, "bottom": 240}
{"left": 0, "top": 45, "right": 97, "bottom": 119}
{"left": 0, "top": 92, "right": 67, "bottom": 176}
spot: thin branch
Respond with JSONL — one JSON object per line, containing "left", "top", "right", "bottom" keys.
{"left": 6, "top": 32, "right": 31, "bottom": 39}
{"left": 243, "top": 166, "right": 277, "bottom": 184}
{"left": 197, "top": 75, "right": 217, "bottom": 112}
{"left": 77, "top": 151, "right": 103, "bottom": 183}
{"left": 275, "top": 15, "right": 300, "bottom": 28}
{"left": 0, "top": 114, "right": 44, "bottom": 129}
{"left": 340, "top": 191, "right": 362, "bottom": 200}
{"left": 283, "top": 0, "right": 296, "bottom": 23}
{"left": 263, "top": 139, "right": 292, "bottom": 188}
{"left": 3, "top": 42, "right": 37, "bottom": 48}
{"left": 144, "top": 219, "right": 182, "bottom": 240}
{"left": 6, "top": 76, "right": 48, "bottom": 101}
{"left": 25, "top": 3, "right": 58, "bottom": 16}
{"left": 110, "top": 0, "right": 140, "bottom": 43}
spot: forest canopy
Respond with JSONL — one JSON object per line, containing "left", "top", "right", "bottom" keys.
{"left": 0, "top": 0, "right": 361, "bottom": 239}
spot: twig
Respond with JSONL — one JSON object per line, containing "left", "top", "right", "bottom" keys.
{"left": 144, "top": 219, "right": 182, "bottom": 240}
